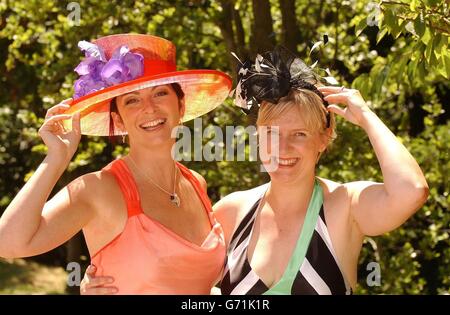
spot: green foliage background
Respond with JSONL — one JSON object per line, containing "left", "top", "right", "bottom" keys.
{"left": 0, "top": 0, "right": 448, "bottom": 294}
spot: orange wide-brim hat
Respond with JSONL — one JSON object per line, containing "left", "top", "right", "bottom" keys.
{"left": 63, "top": 34, "right": 232, "bottom": 136}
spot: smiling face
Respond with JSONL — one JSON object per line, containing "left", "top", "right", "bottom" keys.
{"left": 111, "top": 84, "right": 185, "bottom": 149}
{"left": 257, "top": 89, "right": 335, "bottom": 184}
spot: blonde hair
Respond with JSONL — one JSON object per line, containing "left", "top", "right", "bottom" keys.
{"left": 256, "top": 88, "right": 337, "bottom": 151}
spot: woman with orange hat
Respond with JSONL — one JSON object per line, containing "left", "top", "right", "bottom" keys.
{"left": 0, "top": 34, "right": 231, "bottom": 294}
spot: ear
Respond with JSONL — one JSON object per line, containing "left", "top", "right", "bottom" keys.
{"left": 319, "top": 128, "right": 332, "bottom": 153}
{"left": 179, "top": 98, "right": 186, "bottom": 120}
{"left": 111, "top": 111, "right": 126, "bottom": 132}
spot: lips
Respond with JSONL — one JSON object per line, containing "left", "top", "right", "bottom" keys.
{"left": 139, "top": 118, "right": 166, "bottom": 131}
{"left": 276, "top": 157, "right": 299, "bottom": 166}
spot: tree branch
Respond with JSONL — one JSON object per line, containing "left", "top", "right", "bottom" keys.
{"left": 334, "top": 0, "right": 341, "bottom": 63}
{"left": 250, "top": 0, "right": 275, "bottom": 56}
{"left": 232, "top": 5, "right": 248, "bottom": 59}
{"left": 278, "top": 0, "right": 301, "bottom": 52}
{"left": 217, "top": 0, "right": 238, "bottom": 73}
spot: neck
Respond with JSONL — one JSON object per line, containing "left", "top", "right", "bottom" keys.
{"left": 265, "top": 173, "right": 316, "bottom": 215}
{"left": 126, "top": 143, "right": 177, "bottom": 187}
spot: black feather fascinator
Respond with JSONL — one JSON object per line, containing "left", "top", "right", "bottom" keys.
{"left": 232, "top": 46, "right": 331, "bottom": 127}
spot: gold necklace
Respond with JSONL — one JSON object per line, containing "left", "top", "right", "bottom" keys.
{"left": 127, "top": 155, "right": 181, "bottom": 207}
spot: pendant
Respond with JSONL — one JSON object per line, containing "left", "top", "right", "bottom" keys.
{"left": 170, "top": 193, "right": 180, "bottom": 207}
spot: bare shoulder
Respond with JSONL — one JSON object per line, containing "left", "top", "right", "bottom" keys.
{"left": 213, "top": 183, "right": 269, "bottom": 245}
{"left": 318, "top": 177, "right": 383, "bottom": 201}
{"left": 65, "top": 169, "right": 119, "bottom": 212}
{"left": 333, "top": 179, "right": 383, "bottom": 209}
{"left": 316, "top": 177, "right": 347, "bottom": 201}
{"left": 189, "top": 169, "right": 207, "bottom": 192}
{"left": 342, "top": 180, "right": 382, "bottom": 196}
{"left": 315, "top": 177, "right": 353, "bottom": 222}
{"left": 214, "top": 183, "right": 269, "bottom": 215}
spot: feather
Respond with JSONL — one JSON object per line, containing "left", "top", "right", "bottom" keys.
{"left": 255, "top": 57, "right": 262, "bottom": 73}
{"left": 231, "top": 51, "right": 243, "bottom": 65}
{"left": 78, "top": 40, "right": 106, "bottom": 62}
{"left": 309, "top": 41, "right": 323, "bottom": 56}
{"left": 324, "top": 76, "right": 339, "bottom": 85}
{"left": 231, "top": 45, "right": 332, "bottom": 116}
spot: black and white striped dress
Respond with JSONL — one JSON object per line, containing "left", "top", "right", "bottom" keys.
{"left": 220, "top": 183, "right": 352, "bottom": 295}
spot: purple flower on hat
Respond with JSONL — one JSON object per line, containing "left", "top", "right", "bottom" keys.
{"left": 101, "top": 45, "right": 144, "bottom": 85}
{"left": 74, "top": 57, "right": 104, "bottom": 80}
{"left": 73, "top": 74, "right": 107, "bottom": 99}
{"left": 73, "top": 41, "right": 144, "bottom": 99}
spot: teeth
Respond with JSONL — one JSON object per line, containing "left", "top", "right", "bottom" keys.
{"left": 140, "top": 119, "right": 165, "bottom": 128}
{"left": 277, "top": 158, "right": 298, "bottom": 166}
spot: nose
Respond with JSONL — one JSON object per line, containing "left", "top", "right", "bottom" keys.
{"left": 142, "top": 97, "right": 158, "bottom": 114}
{"left": 278, "top": 135, "right": 294, "bottom": 156}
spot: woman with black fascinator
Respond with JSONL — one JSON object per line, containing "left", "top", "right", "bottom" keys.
{"left": 215, "top": 46, "right": 429, "bottom": 295}
{"left": 80, "top": 46, "right": 429, "bottom": 295}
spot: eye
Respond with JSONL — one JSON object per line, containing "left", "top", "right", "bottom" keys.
{"left": 294, "top": 131, "right": 307, "bottom": 137}
{"left": 154, "top": 89, "right": 169, "bottom": 97}
{"left": 125, "top": 98, "right": 139, "bottom": 105}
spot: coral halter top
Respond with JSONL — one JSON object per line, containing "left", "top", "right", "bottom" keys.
{"left": 90, "top": 159, "right": 226, "bottom": 294}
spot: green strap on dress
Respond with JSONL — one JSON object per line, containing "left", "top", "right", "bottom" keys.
{"left": 263, "top": 180, "right": 323, "bottom": 295}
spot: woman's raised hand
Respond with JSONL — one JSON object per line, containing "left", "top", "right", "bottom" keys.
{"left": 318, "top": 86, "right": 373, "bottom": 127}
{"left": 38, "top": 99, "right": 81, "bottom": 164}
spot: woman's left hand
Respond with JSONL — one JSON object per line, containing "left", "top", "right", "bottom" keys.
{"left": 317, "top": 86, "right": 372, "bottom": 127}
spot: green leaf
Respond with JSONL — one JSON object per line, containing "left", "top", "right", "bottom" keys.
{"left": 432, "top": 34, "right": 443, "bottom": 59}
{"left": 421, "top": 28, "right": 432, "bottom": 45}
{"left": 424, "top": 0, "right": 440, "bottom": 5}
{"left": 408, "top": 58, "right": 419, "bottom": 85}
{"left": 377, "top": 28, "right": 389, "bottom": 44}
{"left": 371, "top": 65, "right": 390, "bottom": 98}
{"left": 416, "top": 61, "right": 426, "bottom": 81}
{"left": 443, "top": 53, "right": 450, "bottom": 79}
{"left": 393, "top": 20, "right": 408, "bottom": 39}
{"left": 424, "top": 35, "right": 435, "bottom": 65}
{"left": 396, "top": 55, "right": 409, "bottom": 82}
{"left": 352, "top": 73, "right": 371, "bottom": 98}
{"left": 441, "top": 36, "right": 450, "bottom": 57}
{"left": 436, "top": 56, "right": 448, "bottom": 78}
{"left": 383, "top": 9, "right": 396, "bottom": 35}
{"left": 355, "top": 18, "right": 367, "bottom": 37}
{"left": 414, "top": 16, "right": 425, "bottom": 38}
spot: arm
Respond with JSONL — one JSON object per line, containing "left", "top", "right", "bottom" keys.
{"left": 0, "top": 100, "right": 93, "bottom": 257}
{"left": 319, "top": 86, "right": 429, "bottom": 236}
